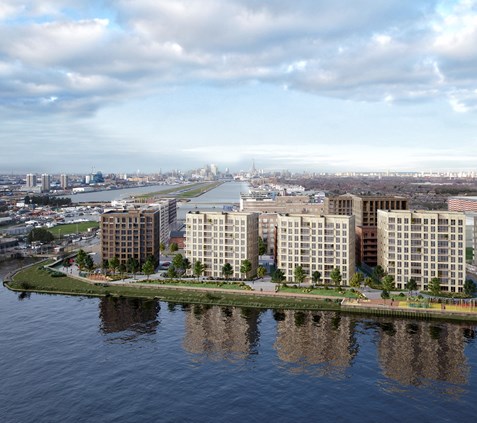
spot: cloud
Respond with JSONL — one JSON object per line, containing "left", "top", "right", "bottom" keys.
{"left": 1, "top": 0, "right": 477, "bottom": 116}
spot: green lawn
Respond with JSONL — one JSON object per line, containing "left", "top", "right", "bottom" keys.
{"left": 144, "top": 280, "right": 251, "bottom": 290}
{"left": 48, "top": 221, "right": 99, "bottom": 238}
{"left": 7, "top": 264, "right": 341, "bottom": 310}
{"left": 279, "top": 286, "right": 360, "bottom": 298}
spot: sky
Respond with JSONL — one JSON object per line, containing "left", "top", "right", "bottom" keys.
{"left": 1, "top": 0, "right": 477, "bottom": 174}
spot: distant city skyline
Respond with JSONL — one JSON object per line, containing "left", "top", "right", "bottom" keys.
{"left": 1, "top": 1, "right": 477, "bottom": 173}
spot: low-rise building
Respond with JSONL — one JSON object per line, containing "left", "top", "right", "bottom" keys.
{"left": 185, "top": 211, "right": 259, "bottom": 279}
{"left": 276, "top": 214, "right": 355, "bottom": 284}
{"left": 377, "top": 210, "right": 466, "bottom": 292}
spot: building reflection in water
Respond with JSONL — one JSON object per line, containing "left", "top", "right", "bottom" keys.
{"left": 99, "top": 297, "right": 160, "bottom": 338}
{"left": 377, "top": 319, "right": 473, "bottom": 389}
{"left": 183, "top": 305, "right": 262, "bottom": 362}
{"left": 273, "top": 310, "right": 358, "bottom": 379}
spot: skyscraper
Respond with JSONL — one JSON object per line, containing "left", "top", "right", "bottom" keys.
{"left": 26, "top": 173, "right": 37, "bottom": 189}
{"left": 40, "top": 174, "right": 50, "bottom": 192}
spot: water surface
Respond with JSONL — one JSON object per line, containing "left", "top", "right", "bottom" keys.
{"left": 1, "top": 260, "right": 477, "bottom": 422}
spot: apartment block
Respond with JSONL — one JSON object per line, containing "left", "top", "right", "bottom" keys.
{"left": 241, "top": 195, "right": 323, "bottom": 256}
{"left": 40, "top": 173, "right": 50, "bottom": 192}
{"left": 185, "top": 211, "right": 259, "bottom": 279}
{"left": 377, "top": 210, "right": 466, "bottom": 292}
{"left": 448, "top": 196, "right": 477, "bottom": 212}
{"left": 276, "top": 214, "right": 355, "bottom": 284}
{"left": 60, "top": 174, "right": 68, "bottom": 189}
{"left": 325, "top": 194, "right": 408, "bottom": 266}
{"left": 101, "top": 207, "right": 160, "bottom": 266}
{"left": 26, "top": 173, "right": 37, "bottom": 188}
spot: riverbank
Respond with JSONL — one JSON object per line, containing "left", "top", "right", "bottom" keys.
{"left": 4, "top": 262, "right": 477, "bottom": 321}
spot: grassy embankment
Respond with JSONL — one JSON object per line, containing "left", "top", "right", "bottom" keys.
{"left": 7, "top": 264, "right": 341, "bottom": 311}
{"left": 279, "top": 286, "right": 360, "bottom": 298}
{"left": 48, "top": 222, "right": 99, "bottom": 238}
{"left": 136, "top": 182, "right": 222, "bottom": 200}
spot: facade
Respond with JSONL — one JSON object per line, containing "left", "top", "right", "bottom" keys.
{"left": 323, "top": 195, "right": 353, "bottom": 216}
{"left": 100, "top": 207, "right": 160, "bottom": 266}
{"left": 60, "top": 174, "right": 68, "bottom": 189}
{"left": 241, "top": 195, "right": 323, "bottom": 256}
{"left": 276, "top": 214, "right": 355, "bottom": 284}
{"left": 324, "top": 194, "right": 408, "bottom": 266}
{"left": 40, "top": 174, "right": 50, "bottom": 192}
{"left": 26, "top": 173, "right": 37, "bottom": 189}
{"left": 185, "top": 211, "right": 259, "bottom": 279}
{"left": 448, "top": 196, "right": 477, "bottom": 212}
{"left": 474, "top": 216, "right": 477, "bottom": 266}
{"left": 377, "top": 210, "right": 466, "bottom": 292}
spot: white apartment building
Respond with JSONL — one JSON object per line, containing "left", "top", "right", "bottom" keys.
{"left": 40, "top": 173, "right": 50, "bottom": 192}
{"left": 377, "top": 210, "right": 466, "bottom": 292}
{"left": 60, "top": 174, "right": 68, "bottom": 189}
{"left": 185, "top": 212, "right": 259, "bottom": 279}
{"left": 276, "top": 214, "right": 355, "bottom": 284}
{"left": 26, "top": 173, "right": 37, "bottom": 188}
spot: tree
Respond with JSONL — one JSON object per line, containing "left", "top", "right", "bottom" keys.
{"left": 257, "top": 266, "right": 266, "bottom": 279}
{"left": 84, "top": 255, "right": 94, "bottom": 272}
{"left": 381, "top": 289, "right": 390, "bottom": 299}
{"left": 372, "top": 265, "right": 386, "bottom": 282}
{"left": 127, "top": 257, "right": 139, "bottom": 279}
{"left": 167, "top": 265, "right": 178, "bottom": 279}
{"left": 28, "top": 227, "right": 54, "bottom": 244}
{"left": 429, "top": 277, "right": 441, "bottom": 296}
{"left": 258, "top": 237, "right": 266, "bottom": 256}
{"left": 222, "top": 263, "right": 233, "bottom": 280}
{"left": 312, "top": 270, "right": 321, "bottom": 286}
{"left": 294, "top": 265, "right": 306, "bottom": 285}
{"left": 172, "top": 254, "right": 185, "bottom": 274}
{"left": 240, "top": 259, "right": 252, "bottom": 280}
{"left": 108, "top": 256, "right": 119, "bottom": 274}
{"left": 142, "top": 261, "right": 155, "bottom": 279}
{"left": 118, "top": 263, "right": 127, "bottom": 280}
{"left": 271, "top": 268, "right": 285, "bottom": 284}
{"left": 330, "top": 267, "right": 342, "bottom": 287}
{"left": 182, "top": 257, "right": 191, "bottom": 275}
{"left": 349, "top": 272, "right": 364, "bottom": 288}
{"left": 464, "top": 279, "right": 477, "bottom": 296}
{"left": 406, "top": 278, "right": 418, "bottom": 294}
{"left": 169, "top": 242, "right": 178, "bottom": 254}
{"left": 382, "top": 275, "right": 395, "bottom": 292}
{"left": 364, "top": 277, "right": 373, "bottom": 288}
{"left": 62, "top": 258, "right": 72, "bottom": 269}
{"left": 76, "top": 249, "right": 87, "bottom": 270}
{"left": 193, "top": 260, "right": 205, "bottom": 280}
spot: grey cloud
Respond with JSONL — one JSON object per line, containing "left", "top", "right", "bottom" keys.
{"left": 2, "top": 0, "right": 477, "bottom": 114}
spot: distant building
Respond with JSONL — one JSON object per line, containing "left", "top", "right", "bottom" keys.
{"left": 377, "top": 210, "right": 466, "bottom": 292}
{"left": 185, "top": 211, "right": 259, "bottom": 279}
{"left": 60, "top": 174, "right": 68, "bottom": 189}
{"left": 40, "top": 174, "right": 50, "bottom": 192}
{"left": 241, "top": 195, "right": 323, "bottom": 256}
{"left": 324, "top": 194, "right": 408, "bottom": 266}
{"left": 26, "top": 173, "right": 37, "bottom": 189}
{"left": 276, "top": 214, "right": 355, "bottom": 284}
{"left": 100, "top": 207, "right": 161, "bottom": 266}
{"left": 448, "top": 196, "right": 477, "bottom": 212}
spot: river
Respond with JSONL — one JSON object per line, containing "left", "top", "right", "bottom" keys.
{"left": 1, "top": 259, "right": 477, "bottom": 422}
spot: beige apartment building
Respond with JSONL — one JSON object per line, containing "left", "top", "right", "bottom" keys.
{"left": 101, "top": 207, "right": 161, "bottom": 266}
{"left": 241, "top": 195, "right": 323, "bottom": 256}
{"left": 185, "top": 211, "right": 259, "bottom": 279}
{"left": 276, "top": 214, "right": 355, "bottom": 284}
{"left": 325, "top": 194, "right": 408, "bottom": 266}
{"left": 377, "top": 210, "right": 466, "bottom": 292}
